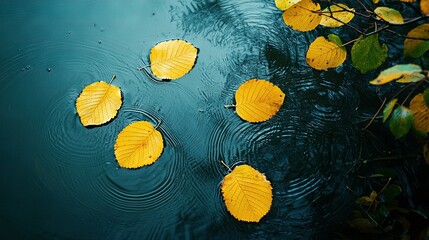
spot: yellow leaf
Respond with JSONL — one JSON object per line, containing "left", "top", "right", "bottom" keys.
{"left": 320, "top": 4, "right": 355, "bottom": 28}
{"left": 374, "top": 7, "right": 404, "bottom": 24}
{"left": 422, "top": 0, "right": 429, "bottom": 15}
{"left": 409, "top": 94, "right": 429, "bottom": 133}
{"left": 370, "top": 64, "right": 422, "bottom": 85}
{"left": 404, "top": 24, "right": 429, "bottom": 58}
{"left": 400, "top": 0, "right": 416, "bottom": 2}
{"left": 373, "top": 0, "right": 380, "bottom": 3}
{"left": 232, "top": 79, "right": 285, "bottom": 123}
{"left": 221, "top": 164, "right": 272, "bottom": 222}
{"left": 114, "top": 121, "right": 164, "bottom": 169}
{"left": 306, "top": 35, "right": 347, "bottom": 70}
{"left": 282, "top": 0, "right": 322, "bottom": 32}
{"left": 75, "top": 76, "right": 122, "bottom": 126}
{"left": 275, "top": 0, "right": 300, "bottom": 10}
{"left": 150, "top": 40, "right": 198, "bottom": 80}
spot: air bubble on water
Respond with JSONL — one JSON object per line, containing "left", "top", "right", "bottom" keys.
{"left": 98, "top": 40, "right": 102, "bottom": 44}
{"left": 100, "top": 28, "right": 105, "bottom": 32}
{"left": 21, "top": 68, "right": 25, "bottom": 71}
{"left": 68, "top": 31, "right": 71, "bottom": 34}
{"left": 25, "top": 65, "right": 30, "bottom": 70}
{"left": 47, "top": 68, "right": 52, "bottom": 72}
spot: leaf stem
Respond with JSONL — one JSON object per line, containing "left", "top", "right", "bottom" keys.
{"left": 362, "top": 97, "right": 386, "bottom": 130}
{"left": 108, "top": 74, "right": 116, "bottom": 85}
{"left": 224, "top": 104, "right": 236, "bottom": 109}
{"left": 220, "top": 160, "right": 233, "bottom": 172}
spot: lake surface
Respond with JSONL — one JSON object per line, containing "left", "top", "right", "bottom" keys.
{"left": 0, "top": 0, "right": 360, "bottom": 239}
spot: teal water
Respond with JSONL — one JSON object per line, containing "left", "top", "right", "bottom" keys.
{"left": 0, "top": 0, "right": 359, "bottom": 239}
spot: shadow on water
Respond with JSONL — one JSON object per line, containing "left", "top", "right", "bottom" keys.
{"left": 0, "top": 0, "right": 360, "bottom": 239}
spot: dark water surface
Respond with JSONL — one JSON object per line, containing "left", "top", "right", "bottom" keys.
{"left": 0, "top": 0, "right": 359, "bottom": 239}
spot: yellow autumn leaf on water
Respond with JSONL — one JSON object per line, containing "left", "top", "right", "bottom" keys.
{"left": 275, "top": 0, "right": 300, "bottom": 11}
{"left": 282, "top": 0, "right": 322, "bottom": 32}
{"left": 114, "top": 121, "right": 164, "bottom": 169}
{"left": 400, "top": 0, "right": 416, "bottom": 2}
{"left": 404, "top": 24, "right": 429, "bottom": 58}
{"left": 373, "top": 0, "right": 380, "bottom": 3}
{"left": 422, "top": 0, "right": 429, "bottom": 15}
{"left": 320, "top": 4, "right": 355, "bottom": 28}
{"left": 221, "top": 164, "right": 272, "bottom": 222}
{"left": 229, "top": 79, "right": 285, "bottom": 123}
{"left": 374, "top": 7, "right": 404, "bottom": 24}
{"left": 149, "top": 40, "right": 198, "bottom": 80}
{"left": 75, "top": 75, "right": 122, "bottom": 126}
{"left": 409, "top": 94, "right": 429, "bottom": 133}
{"left": 306, "top": 35, "right": 347, "bottom": 70}
{"left": 370, "top": 64, "right": 423, "bottom": 85}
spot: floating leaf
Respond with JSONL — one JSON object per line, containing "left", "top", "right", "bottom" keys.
{"left": 275, "top": 0, "right": 300, "bottom": 10}
{"left": 356, "top": 191, "right": 377, "bottom": 206}
{"left": 404, "top": 24, "right": 429, "bottom": 58}
{"left": 75, "top": 75, "right": 122, "bottom": 126}
{"left": 370, "top": 64, "right": 423, "bottom": 85}
{"left": 306, "top": 34, "right": 346, "bottom": 70}
{"left": 400, "top": 0, "right": 416, "bottom": 2}
{"left": 114, "top": 121, "right": 164, "bottom": 169}
{"left": 319, "top": 4, "right": 355, "bottom": 28}
{"left": 424, "top": 142, "right": 429, "bottom": 165}
{"left": 149, "top": 40, "right": 198, "bottom": 80}
{"left": 409, "top": 94, "right": 429, "bottom": 133}
{"left": 221, "top": 164, "right": 272, "bottom": 222}
{"left": 231, "top": 79, "right": 285, "bottom": 123}
{"left": 352, "top": 34, "right": 388, "bottom": 73}
{"left": 373, "top": 0, "right": 380, "bottom": 3}
{"left": 374, "top": 7, "right": 404, "bottom": 24}
{"left": 422, "top": 0, "right": 429, "bottom": 15}
{"left": 389, "top": 106, "right": 414, "bottom": 139}
{"left": 282, "top": 0, "right": 322, "bottom": 32}
{"left": 383, "top": 99, "right": 398, "bottom": 123}
{"left": 424, "top": 88, "right": 429, "bottom": 107}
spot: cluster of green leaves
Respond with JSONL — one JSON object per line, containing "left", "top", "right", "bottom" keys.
{"left": 276, "top": 0, "right": 429, "bottom": 139}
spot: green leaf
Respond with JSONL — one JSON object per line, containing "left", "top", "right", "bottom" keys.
{"left": 389, "top": 106, "right": 414, "bottom": 139}
{"left": 327, "top": 34, "right": 343, "bottom": 46}
{"left": 381, "top": 184, "right": 402, "bottom": 201}
{"left": 370, "top": 64, "right": 422, "bottom": 85}
{"left": 404, "top": 24, "right": 429, "bottom": 58}
{"left": 383, "top": 99, "right": 398, "bottom": 123}
{"left": 424, "top": 88, "right": 429, "bottom": 107}
{"left": 352, "top": 34, "right": 388, "bottom": 73}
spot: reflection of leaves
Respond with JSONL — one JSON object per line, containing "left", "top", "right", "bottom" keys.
{"left": 282, "top": 0, "right": 322, "bottom": 32}
{"left": 230, "top": 79, "right": 285, "bottom": 123}
{"left": 374, "top": 7, "right": 404, "bottom": 24}
{"left": 114, "top": 121, "right": 164, "bottom": 169}
{"left": 221, "top": 164, "right": 272, "bottom": 222}
{"left": 306, "top": 34, "right": 346, "bottom": 70}
{"left": 75, "top": 75, "right": 122, "bottom": 126}
{"left": 149, "top": 40, "right": 198, "bottom": 80}
{"left": 389, "top": 106, "right": 414, "bottom": 139}
{"left": 352, "top": 34, "right": 388, "bottom": 73}
{"left": 380, "top": 184, "right": 402, "bottom": 202}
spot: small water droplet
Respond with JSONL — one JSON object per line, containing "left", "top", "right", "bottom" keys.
{"left": 47, "top": 68, "right": 52, "bottom": 72}
{"left": 68, "top": 31, "right": 71, "bottom": 34}
{"left": 25, "top": 65, "right": 30, "bottom": 70}
{"left": 17, "top": 48, "right": 21, "bottom": 52}
{"left": 98, "top": 40, "right": 102, "bottom": 44}
{"left": 21, "top": 68, "right": 25, "bottom": 71}
{"left": 100, "top": 28, "right": 105, "bottom": 32}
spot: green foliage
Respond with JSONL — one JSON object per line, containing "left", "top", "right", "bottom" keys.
{"left": 383, "top": 99, "right": 397, "bottom": 123}
{"left": 424, "top": 88, "right": 429, "bottom": 107}
{"left": 351, "top": 34, "right": 388, "bottom": 74}
{"left": 327, "top": 33, "right": 343, "bottom": 46}
{"left": 389, "top": 106, "right": 414, "bottom": 139}
{"left": 370, "top": 64, "right": 423, "bottom": 85}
